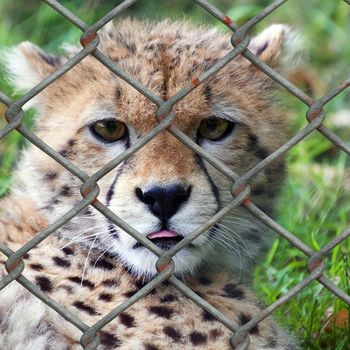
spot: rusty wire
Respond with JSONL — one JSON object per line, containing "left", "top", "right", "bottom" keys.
{"left": 0, "top": 0, "right": 349, "bottom": 349}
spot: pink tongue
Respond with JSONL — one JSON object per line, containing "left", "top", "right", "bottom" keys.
{"left": 147, "top": 230, "right": 178, "bottom": 239}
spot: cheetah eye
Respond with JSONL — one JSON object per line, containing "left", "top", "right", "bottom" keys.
{"left": 90, "top": 119, "right": 127, "bottom": 143}
{"left": 198, "top": 117, "right": 234, "bottom": 141}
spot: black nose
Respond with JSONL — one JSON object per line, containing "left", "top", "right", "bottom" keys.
{"left": 135, "top": 184, "right": 192, "bottom": 222}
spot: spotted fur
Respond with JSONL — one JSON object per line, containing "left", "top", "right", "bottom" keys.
{"left": 0, "top": 19, "right": 301, "bottom": 349}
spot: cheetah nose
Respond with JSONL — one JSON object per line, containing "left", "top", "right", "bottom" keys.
{"left": 135, "top": 184, "right": 192, "bottom": 222}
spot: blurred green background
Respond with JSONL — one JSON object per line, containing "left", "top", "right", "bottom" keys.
{"left": 0, "top": 1, "right": 349, "bottom": 349}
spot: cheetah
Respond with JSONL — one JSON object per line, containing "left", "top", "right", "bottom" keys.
{"left": 0, "top": 19, "right": 300, "bottom": 349}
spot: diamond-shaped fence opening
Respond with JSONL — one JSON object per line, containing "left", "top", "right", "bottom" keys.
{"left": 0, "top": 0, "right": 349, "bottom": 349}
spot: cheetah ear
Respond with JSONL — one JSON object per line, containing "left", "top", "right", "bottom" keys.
{"left": 3, "top": 42, "right": 61, "bottom": 94}
{"left": 248, "top": 24, "right": 302, "bottom": 72}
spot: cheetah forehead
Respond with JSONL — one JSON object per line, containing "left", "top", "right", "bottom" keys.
{"left": 4, "top": 19, "right": 301, "bottom": 130}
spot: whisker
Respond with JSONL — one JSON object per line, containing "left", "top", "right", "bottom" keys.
{"left": 216, "top": 222, "right": 254, "bottom": 257}
{"left": 209, "top": 229, "right": 244, "bottom": 279}
{"left": 80, "top": 232, "right": 101, "bottom": 284}
{"left": 92, "top": 238, "right": 114, "bottom": 269}
{"left": 60, "top": 232, "right": 110, "bottom": 250}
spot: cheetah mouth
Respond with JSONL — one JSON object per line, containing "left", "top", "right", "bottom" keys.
{"left": 146, "top": 230, "right": 184, "bottom": 251}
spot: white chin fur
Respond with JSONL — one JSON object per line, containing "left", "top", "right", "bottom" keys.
{"left": 114, "top": 245, "right": 202, "bottom": 279}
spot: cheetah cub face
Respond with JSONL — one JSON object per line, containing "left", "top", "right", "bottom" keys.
{"left": 4, "top": 20, "right": 300, "bottom": 279}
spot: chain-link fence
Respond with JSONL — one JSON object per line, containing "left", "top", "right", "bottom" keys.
{"left": 0, "top": 0, "right": 349, "bottom": 348}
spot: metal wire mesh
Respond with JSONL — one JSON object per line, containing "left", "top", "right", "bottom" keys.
{"left": 0, "top": 0, "right": 349, "bottom": 348}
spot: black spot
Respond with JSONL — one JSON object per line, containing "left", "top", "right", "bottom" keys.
{"left": 163, "top": 326, "right": 182, "bottom": 342}
{"left": 202, "top": 310, "right": 216, "bottom": 322}
{"left": 198, "top": 276, "right": 212, "bottom": 286}
{"left": 194, "top": 290, "right": 204, "bottom": 299}
{"left": 256, "top": 146, "right": 270, "bottom": 160}
{"left": 99, "top": 293, "right": 114, "bottom": 302}
{"left": 256, "top": 41, "right": 269, "bottom": 56}
{"left": 35, "top": 276, "right": 53, "bottom": 293}
{"left": 238, "top": 313, "right": 251, "bottom": 324}
{"left": 119, "top": 312, "right": 135, "bottom": 327}
{"left": 68, "top": 276, "right": 95, "bottom": 290}
{"left": 203, "top": 84, "right": 211, "bottom": 102}
{"left": 92, "top": 258, "right": 114, "bottom": 270}
{"left": 73, "top": 301, "right": 98, "bottom": 316}
{"left": 53, "top": 256, "right": 71, "bottom": 268}
{"left": 122, "top": 264, "right": 134, "bottom": 276}
{"left": 132, "top": 242, "right": 143, "bottom": 249}
{"left": 59, "top": 149, "right": 69, "bottom": 157}
{"left": 62, "top": 247, "right": 74, "bottom": 255}
{"left": 123, "top": 290, "right": 137, "bottom": 298}
{"left": 238, "top": 313, "right": 259, "bottom": 334}
{"left": 160, "top": 294, "right": 178, "bottom": 303}
{"left": 23, "top": 253, "right": 30, "bottom": 259}
{"left": 102, "top": 279, "right": 120, "bottom": 288}
{"left": 46, "top": 199, "right": 60, "bottom": 210}
{"left": 108, "top": 223, "right": 119, "bottom": 240}
{"left": 29, "top": 263, "right": 44, "bottom": 271}
{"left": 67, "top": 139, "right": 76, "bottom": 147}
{"left": 144, "top": 344, "right": 158, "bottom": 350}
{"left": 134, "top": 279, "right": 147, "bottom": 289}
{"left": 222, "top": 283, "right": 244, "bottom": 299}
{"left": 115, "top": 88, "right": 121, "bottom": 99}
{"left": 99, "top": 331, "right": 120, "bottom": 348}
{"left": 6, "top": 234, "right": 14, "bottom": 242}
{"left": 189, "top": 331, "right": 207, "bottom": 345}
{"left": 210, "top": 328, "right": 223, "bottom": 340}
{"left": 149, "top": 306, "right": 174, "bottom": 319}
{"left": 145, "top": 43, "right": 154, "bottom": 51}
{"left": 60, "top": 185, "right": 72, "bottom": 197}
{"left": 44, "top": 172, "right": 58, "bottom": 181}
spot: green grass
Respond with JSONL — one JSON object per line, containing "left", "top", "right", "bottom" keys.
{"left": 0, "top": 1, "right": 349, "bottom": 349}
{"left": 254, "top": 141, "right": 350, "bottom": 349}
